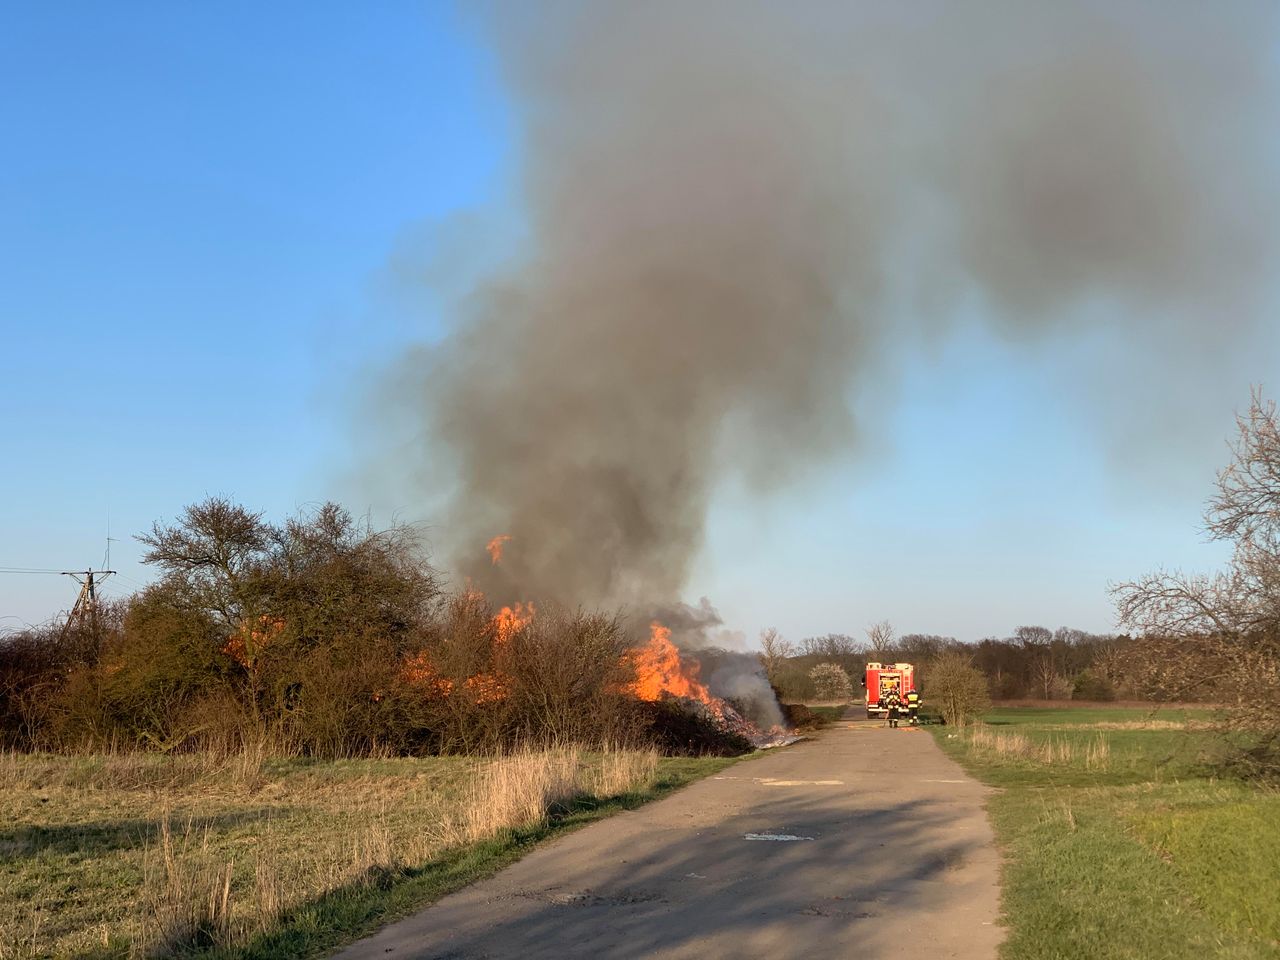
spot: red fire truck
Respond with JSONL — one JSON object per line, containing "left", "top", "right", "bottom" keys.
{"left": 864, "top": 662, "right": 916, "bottom": 719}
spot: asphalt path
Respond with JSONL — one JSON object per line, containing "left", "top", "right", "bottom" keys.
{"left": 335, "top": 720, "right": 1003, "bottom": 959}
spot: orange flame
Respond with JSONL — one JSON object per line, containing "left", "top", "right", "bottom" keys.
{"left": 400, "top": 651, "right": 455, "bottom": 698}
{"left": 629, "top": 622, "right": 718, "bottom": 708}
{"left": 464, "top": 672, "right": 509, "bottom": 704}
{"left": 223, "top": 616, "right": 285, "bottom": 667}
{"left": 486, "top": 534, "right": 512, "bottom": 565}
{"left": 493, "top": 601, "right": 535, "bottom": 645}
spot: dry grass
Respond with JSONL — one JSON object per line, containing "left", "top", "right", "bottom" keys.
{"left": 1035, "top": 720, "right": 1204, "bottom": 731}
{"left": 588, "top": 744, "right": 660, "bottom": 798}
{"left": 0, "top": 739, "right": 280, "bottom": 795}
{"left": 454, "top": 748, "right": 582, "bottom": 843}
{"left": 966, "top": 725, "right": 1112, "bottom": 769}
{"left": 0, "top": 745, "right": 666, "bottom": 959}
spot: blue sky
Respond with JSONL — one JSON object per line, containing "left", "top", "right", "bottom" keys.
{"left": 0, "top": 3, "right": 1265, "bottom": 643}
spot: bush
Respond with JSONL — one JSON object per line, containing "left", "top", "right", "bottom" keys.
{"left": 4, "top": 498, "right": 778, "bottom": 759}
{"left": 641, "top": 699, "right": 753, "bottom": 756}
{"left": 1072, "top": 670, "right": 1116, "bottom": 701}
{"left": 926, "top": 652, "right": 991, "bottom": 727}
{"left": 808, "top": 662, "right": 852, "bottom": 701}
{"left": 780, "top": 702, "right": 830, "bottom": 731}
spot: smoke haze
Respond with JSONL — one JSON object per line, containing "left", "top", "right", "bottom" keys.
{"left": 393, "top": 1, "right": 1278, "bottom": 619}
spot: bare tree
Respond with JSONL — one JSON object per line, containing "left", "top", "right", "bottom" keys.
{"left": 799, "top": 633, "right": 860, "bottom": 658}
{"left": 1014, "top": 625, "right": 1052, "bottom": 648}
{"left": 1114, "top": 389, "right": 1280, "bottom": 775}
{"left": 756, "top": 628, "right": 794, "bottom": 685}
{"left": 1014, "top": 625, "right": 1056, "bottom": 697}
{"left": 866, "top": 620, "right": 896, "bottom": 659}
{"left": 898, "top": 633, "right": 954, "bottom": 662}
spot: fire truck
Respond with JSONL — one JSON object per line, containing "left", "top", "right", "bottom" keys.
{"left": 864, "top": 662, "right": 916, "bottom": 719}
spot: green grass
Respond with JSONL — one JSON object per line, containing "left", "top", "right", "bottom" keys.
{"left": 1132, "top": 790, "right": 1280, "bottom": 944}
{"left": 0, "top": 750, "right": 737, "bottom": 959}
{"left": 984, "top": 705, "right": 1212, "bottom": 726}
{"left": 806, "top": 705, "right": 847, "bottom": 721}
{"left": 933, "top": 706, "right": 1279, "bottom": 960}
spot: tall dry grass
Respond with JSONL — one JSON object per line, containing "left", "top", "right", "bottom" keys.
{"left": 0, "top": 735, "right": 284, "bottom": 795}
{"left": 589, "top": 744, "right": 660, "bottom": 798}
{"left": 966, "top": 726, "right": 1111, "bottom": 770}
{"left": 24, "top": 744, "right": 663, "bottom": 958}
{"left": 139, "top": 818, "right": 235, "bottom": 956}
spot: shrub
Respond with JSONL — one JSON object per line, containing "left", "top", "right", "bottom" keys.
{"left": 808, "top": 662, "right": 852, "bottom": 701}
{"left": 1072, "top": 670, "right": 1117, "bottom": 701}
{"left": 780, "top": 702, "right": 830, "bottom": 731}
{"left": 926, "top": 652, "right": 991, "bottom": 727}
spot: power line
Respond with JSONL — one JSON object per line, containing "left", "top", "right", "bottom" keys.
{"left": 60, "top": 569, "right": 115, "bottom": 642}
{"left": 0, "top": 566, "right": 63, "bottom": 574}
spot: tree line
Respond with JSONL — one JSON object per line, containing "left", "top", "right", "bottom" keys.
{"left": 760, "top": 622, "right": 1131, "bottom": 704}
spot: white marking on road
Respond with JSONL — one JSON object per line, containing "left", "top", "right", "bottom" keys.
{"left": 743, "top": 833, "right": 814, "bottom": 841}
{"left": 758, "top": 779, "right": 844, "bottom": 786}
{"left": 922, "top": 779, "right": 966, "bottom": 783}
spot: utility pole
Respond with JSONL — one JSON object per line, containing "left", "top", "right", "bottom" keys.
{"left": 61, "top": 569, "right": 115, "bottom": 644}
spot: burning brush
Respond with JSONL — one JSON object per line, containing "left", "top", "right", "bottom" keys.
{"left": 418, "top": 536, "right": 799, "bottom": 750}
{"left": 629, "top": 622, "right": 799, "bottom": 749}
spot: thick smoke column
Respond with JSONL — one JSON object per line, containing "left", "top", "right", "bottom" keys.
{"left": 402, "top": 1, "right": 1277, "bottom": 613}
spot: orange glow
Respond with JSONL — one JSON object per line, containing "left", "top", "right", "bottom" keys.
{"left": 486, "top": 534, "right": 512, "bottom": 565}
{"left": 493, "top": 601, "right": 535, "bottom": 645}
{"left": 223, "top": 616, "right": 285, "bottom": 667}
{"left": 464, "top": 672, "right": 509, "bottom": 704}
{"left": 400, "top": 651, "right": 455, "bottom": 698}
{"left": 629, "top": 622, "right": 720, "bottom": 712}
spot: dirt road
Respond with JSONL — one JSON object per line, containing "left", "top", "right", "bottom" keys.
{"left": 335, "top": 722, "right": 1002, "bottom": 959}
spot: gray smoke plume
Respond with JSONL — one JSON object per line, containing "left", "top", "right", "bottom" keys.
{"left": 394, "top": 1, "right": 1277, "bottom": 619}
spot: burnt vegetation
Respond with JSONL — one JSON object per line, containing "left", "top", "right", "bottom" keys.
{"left": 0, "top": 499, "right": 656, "bottom": 757}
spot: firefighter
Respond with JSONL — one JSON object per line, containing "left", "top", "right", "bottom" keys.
{"left": 884, "top": 687, "right": 902, "bottom": 728}
{"left": 905, "top": 689, "right": 921, "bottom": 725}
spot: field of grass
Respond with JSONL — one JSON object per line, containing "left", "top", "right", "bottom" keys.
{"left": 932, "top": 706, "right": 1279, "bottom": 960}
{"left": 0, "top": 747, "right": 736, "bottom": 959}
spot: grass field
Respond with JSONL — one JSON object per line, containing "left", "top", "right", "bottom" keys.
{"left": 0, "top": 747, "right": 735, "bottom": 959}
{"left": 933, "top": 706, "right": 1280, "bottom": 960}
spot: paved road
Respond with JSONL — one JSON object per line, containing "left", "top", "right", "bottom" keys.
{"left": 335, "top": 722, "right": 1002, "bottom": 960}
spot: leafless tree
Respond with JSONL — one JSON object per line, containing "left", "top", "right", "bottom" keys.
{"left": 1014, "top": 625, "right": 1052, "bottom": 648}
{"left": 1113, "top": 389, "right": 1280, "bottom": 775}
{"left": 898, "top": 633, "right": 954, "bottom": 662}
{"left": 799, "top": 633, "right": 861, "bottom": 658}
{"left": 756, "top": 627, "right": 794, "bottom": 684}
{"left": 866, "top": 620, "right": 895, "bottom": 659}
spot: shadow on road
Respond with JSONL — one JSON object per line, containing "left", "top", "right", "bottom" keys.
{"left": 359, "top": 775, "right": 994, "bottom": 959}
